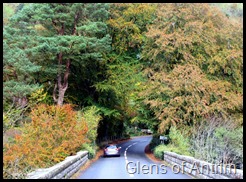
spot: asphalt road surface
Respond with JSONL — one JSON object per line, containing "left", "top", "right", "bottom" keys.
{"left": 77, "top": 136, "right": 192, "bottom": 179}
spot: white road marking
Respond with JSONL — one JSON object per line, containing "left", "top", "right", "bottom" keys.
{"left": 124, "top": 142, "right": 138, "bottom": 178}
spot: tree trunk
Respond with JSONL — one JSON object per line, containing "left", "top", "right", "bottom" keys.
{"left": 57, "top": 88, "right": 66, "bottom": 106}
{"left": 52, "top": 22, "right": 73, "bottom": 106}
{"left": 53, "top": 57, "right": 71, "bottom": 106}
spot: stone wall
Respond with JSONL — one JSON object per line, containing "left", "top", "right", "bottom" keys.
{"left": 163, "top": 151, "right": 243, "bottom": 179}
{"left": 26, "top": 151, "right": 88, "bottom": 179}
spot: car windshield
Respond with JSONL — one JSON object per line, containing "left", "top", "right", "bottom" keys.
{"left": 107, "top": 145, "right": 117, "bottom": 149}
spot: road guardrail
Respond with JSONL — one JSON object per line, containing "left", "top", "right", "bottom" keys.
{"left": 163, "top": 151, "right": 243, "bottom": 179}
{"left": 26, "top": 151, "right": 88, "bottom": 179}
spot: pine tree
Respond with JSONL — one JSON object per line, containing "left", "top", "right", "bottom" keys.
{"left": 3, "top": 25, "right": 41, "bottom": 108}
{"left": 9, "top": 3, "right": 111, "bottom": 105}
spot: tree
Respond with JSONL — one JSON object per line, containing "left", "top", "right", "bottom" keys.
{"left": 94, "top": 53, "right": 145, "bottom": 138}
{"left": 140, "top": 3, "right": 243, "bottom": 133}
{"left": 141, "top": 64, "right": 242, "bottom": 133}
{"left": 3, "top": 3, "right": 20, "bottom": 27}
{"left": 3, "top": 25, "right": 41, "bottom": 108}
{"left": 9, "top": 3, "right": 111, "bottom": 106}
{"left": 94, "top": 3, "right": 157, "bottom": 135}
{"left": 210, "top": 3, "right": 243, "bottom": 21}
{"left": 142, "top": 3, "right": 242, "bottom": 85}
{"left": 107, "top": 3, "right": 156, "bottom": 53}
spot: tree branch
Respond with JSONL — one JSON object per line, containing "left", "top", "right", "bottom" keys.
{"left": 63, "top": 59, "right": 71, "bottom": 90}
{"left": 53, "top": 81, "right": 58, "bottom": 103}
{"left": 52, "top": 20, "right": 60, "bottom": 34}
{"left": 59, "top": 23, "right": 65, "bottom": 35}
{"left": 73, "top": 12, "right": 80, "bottom": 35}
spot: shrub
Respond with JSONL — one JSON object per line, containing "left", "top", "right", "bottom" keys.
{"left": 79, "top": 106, "right": 102, "bottom": 144}
{"left": 3, "top": 105, "right": 26, "bottom": 133}
{"left": 153, "top": 144, "right": 166, "bottom": 159}
{"left": 81, "top": 143, "right": 96, "bottom": 159}
{"left": 149, "top": 134, "right": 161, "bottom": 152}
{"left": 214, "top": 126, "right": 243, "bottom": 165}
{"left": 190, "top": 116, "right": 243, "bottom": 166}
{"left": 154, "top": 143, "right": 191, "bottom": 160}
{"left": 125, "top": 125, "right": 143, "bottom": 137}
{"left": 3, "top": 104, "right": 88, "bottom": 179}
{"left": 168, "top": 126, "right": 190, "bottom": 155}
{"left": 152, "top": 126, "right": 191, "bottom": 159}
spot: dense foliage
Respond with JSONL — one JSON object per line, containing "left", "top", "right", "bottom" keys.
{"left": 3, "top": 3, "right": 243, "bottom": 178}
{"left": 141, "top": 3, "right": 242, "bottom": 166}
{"left": 3, "top": 104, "right": 88, "bottom": 178}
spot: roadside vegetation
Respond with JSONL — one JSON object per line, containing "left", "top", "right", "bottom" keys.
{"left": 3, "top": 3, "right": 243, "bottom": 178}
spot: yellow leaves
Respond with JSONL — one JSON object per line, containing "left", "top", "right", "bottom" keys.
{"left": 52, "top": 156, "right": 64, "bottom": 163}
{"left": 123, "top": 3, "right": 156, "bottom": 22}
{"left": 108, "top": 3, "right": 156, "bottom": 53}
{"left": 3, "top": 104, "right": 89, "bottom": 172}
{"left": 135, "top": 82, "right": 141, "bottom": 86}
{"left": 34, "top": 24, "right": 46, "bottom": 31}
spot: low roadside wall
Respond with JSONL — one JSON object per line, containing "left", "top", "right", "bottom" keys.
{"left": 163, "top": 151, "right": 243, "bottom": 179}
{"left": 26, "top": 151, "right": 88, "bottom": 179}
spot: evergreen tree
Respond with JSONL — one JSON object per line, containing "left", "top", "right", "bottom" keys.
{"left": 3, "top": 25, "right": 41, "bottom": 108}
{"left": 9, "top": 3, "right": 111, "bottom": 105}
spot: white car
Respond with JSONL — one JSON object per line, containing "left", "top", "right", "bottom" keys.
{"left": 103, "top": 144, "right": 121, "bottom": 157}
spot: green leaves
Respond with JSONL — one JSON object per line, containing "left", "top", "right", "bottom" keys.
{"left": 107, "top": 3, "right": 156, "bottom": 53}
{"left": 3, "top": 3, "right": 244, "bottom": 176}
{"left": 79, "top": 106, "right": 102, "bottom": 143}
{"left": 5, "top": 3, "right": 112, "bottom": 106}
{"left": 3, "top": 25, "right": 41, "bottom": 102}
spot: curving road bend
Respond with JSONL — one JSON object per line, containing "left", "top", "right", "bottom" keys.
{"left": 77, "top": 136, "right": 192, "bottom": 179}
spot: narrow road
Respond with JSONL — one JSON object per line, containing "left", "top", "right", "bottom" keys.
{"left": 77, "top": 136, "right": 192, "bottom": 179}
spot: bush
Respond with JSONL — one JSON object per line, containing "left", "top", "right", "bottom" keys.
{"left": 152, "top": 126, "right": 191, "bottom": 159}
{"left": 168, "top": 126, "right": 190, "bottom": 155}
{"left": 153, "top": 144, "right": 165, "bottom": 159}
{"left": 3, "top": 104, "right": 88, "bottom": 179}
{"left": 3, "top": 105, "right": 27, "bottom": 133}
{"left": 214, "top": 126, "right": 243, "bottom": 165}
{"left": 154, "top": 143, "right": 191, "bottom": 160}
{"left": 81, "top": 143, "right": 96, "bottom": 159}
{"left": 149, "top": 134, "right": 161, "bottom": 152}
{"left": 79, "top": 106, "right": 102, "bottom": 143}
{"left": 190, "top": 116, "right": 243, "bottom": 166}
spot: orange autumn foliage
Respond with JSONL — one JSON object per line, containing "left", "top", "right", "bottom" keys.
{"left": 141, "top": 64, "right": 243, "bottom": 134}
{"left": 140, "top": 3, "right": 242, "bottom": 134}
{"left": 3, "top": 104, "right": 88, "bottom": 178}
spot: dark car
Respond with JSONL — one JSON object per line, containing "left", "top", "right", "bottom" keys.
{"left": 103, "top": 144, "right": 121, "bottom": 157}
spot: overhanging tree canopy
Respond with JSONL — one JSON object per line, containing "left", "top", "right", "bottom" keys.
{"left": 8, "top": 3, "right": 111, "bottom": 106}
